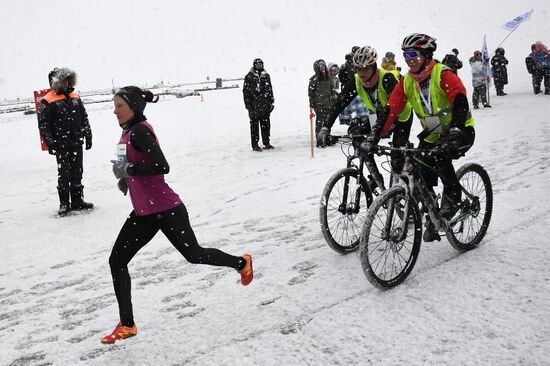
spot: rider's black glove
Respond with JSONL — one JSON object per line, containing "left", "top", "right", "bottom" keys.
{"left": 436, "top": 129, "right": 470, "bottom": 159}
{"left": 359, "top": 132, "right": 379, "bottom": 155}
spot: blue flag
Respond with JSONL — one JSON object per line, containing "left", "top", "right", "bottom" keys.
{"left": 482, "top": 35, "right": 492, "bottom": 80}
{"left": 502, "top": 9, "right": 534, "bottom": 31}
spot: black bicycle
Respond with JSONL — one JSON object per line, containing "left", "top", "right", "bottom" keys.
{"left": 319, "top": 134, "right": 390, "bottom": 254}
{"left": 359, "top": 144, "right": 493, "bottom": 289}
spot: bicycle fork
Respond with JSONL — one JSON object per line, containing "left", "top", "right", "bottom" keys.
{"left": 383, "top": 173, "right": 413, "bottom": 243}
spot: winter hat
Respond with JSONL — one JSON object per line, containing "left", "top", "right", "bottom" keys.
{"left": 313, "top": 59, "right": 327, "bottom": 73}
{"left": 114, "top": 86, "right": 158, "bottom": 114}
{"left": 452, "top": 48, "right": 459, "bottom": 55}
{"left": 49, "top": 67, "right": 77, "bottom": 92}
{"left": 473, "top": 50, "right": 482, "bottom": 57}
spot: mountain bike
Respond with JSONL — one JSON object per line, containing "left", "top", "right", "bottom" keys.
{"left": 359, "top": 144, "right": 493, "bottom": 289}
{"left": 319, "top": 134, "right": 390, "bottom": 254}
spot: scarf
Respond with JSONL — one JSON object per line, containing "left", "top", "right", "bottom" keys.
{"left": 408, "top": 59, "right": 436, "bottom": 82}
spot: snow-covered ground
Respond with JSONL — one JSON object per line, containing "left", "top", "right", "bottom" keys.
{"left": 2, "top": 1, "right": 550, "bottom": 365}
{"left": 1, "top": 67, "right": 550, "bottom": 364}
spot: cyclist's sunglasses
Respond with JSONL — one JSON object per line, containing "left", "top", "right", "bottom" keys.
{"left": 403, "top": 50, "right": 421, "bottom": 59}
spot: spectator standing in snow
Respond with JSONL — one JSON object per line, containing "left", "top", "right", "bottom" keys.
{"left": 101, "top": 86, "right": 253, "bottom": 344}
{"left": 328, "top": 63, "right": 340, "bottom": 93}
{"left": 38, "top": 67, "right": 93, "bottom": 216}
{"left": 309, "top": 59, "right": 335, "bottom": 147}
{"left": 525, "top": 44, "right": 537, "bottom": 87}
{"left": 242, "top": 58, "right": 275, "bottom": 151}
{"left": 338, "top": 46, "right": 361, "bottom": 126}
{"left": 381, "top": 51, "right": 400, "bottom": 72}
{"left": 338, "top": 46, "right": 360, "bottom": 86}
{"left": 442, "top": 48, "right": 463, "bottom": 75}
{"left": 530, "top": 41, "right": 550, "bottom": 95}
{"left": 469, "top": 51, "right": 491, "bottom": 109}
{"left": 491, "top": 47, "right": 509, "bottom": 96}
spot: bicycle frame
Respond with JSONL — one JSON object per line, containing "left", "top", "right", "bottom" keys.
{"left": 337, "top": 136, "right": 387, "bottom": 215}
{"left": 376, "top": 145, "right": 479, "bottom": 242}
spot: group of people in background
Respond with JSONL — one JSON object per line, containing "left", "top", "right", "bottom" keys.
{"left": 526, "top": 41, "right": 550, "bottom": 95}
{"left": 307, "top": 40, "right": 550, "bottom": 142}
{"left": 308, "top": 46, "right": 403, "bottom": 147}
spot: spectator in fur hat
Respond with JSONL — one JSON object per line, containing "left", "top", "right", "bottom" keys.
{"left": 38, "top": 67, "right": 93, "bottom": 216}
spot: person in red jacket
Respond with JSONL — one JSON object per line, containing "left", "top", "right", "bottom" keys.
{"left": 364, "top": 33, "right": 475, "bottom": 242}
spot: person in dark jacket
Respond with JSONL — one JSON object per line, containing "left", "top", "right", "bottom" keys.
{"left": 102, "top": 86, "right": 253, "bottom": 344}
{"left": 337, "top": 47, "right": 360, "bottom": 126}
{"left": 442, "top": 48, "right": 463, "bottom": 75}
{"left": 491, "top": 47, "right": 509, "bottom": 96}
{"left": 309, "top": 59, "right": 335, "bottom": 147}
{"left": 338, "top": 46, "right": 359, "bottom": 86}
{"left": 530, "top": 41, "right": 550, "bottom": 95}
{"left": 242, "top": 58, "right": 275, "bottom": 151}
{"left": 38, "top": 67, "right": 93, "bottom": 216}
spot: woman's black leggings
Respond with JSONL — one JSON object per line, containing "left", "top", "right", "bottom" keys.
{"left": 109, "top": 203, "right": 243, "bottom": 326}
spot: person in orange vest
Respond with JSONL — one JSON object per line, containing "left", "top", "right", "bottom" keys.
{"left": 38, "top": 68, "right": 93, "bottom": 216}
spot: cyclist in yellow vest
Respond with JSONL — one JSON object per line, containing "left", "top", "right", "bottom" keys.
{"left": 318, "top": 46, "right": 413, "bottom": 165}
{"left": 367, "top": 33, "right": 476, "bottom": 242}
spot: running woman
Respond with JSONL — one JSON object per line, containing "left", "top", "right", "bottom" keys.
{"left": 101, "top": 86, "right": 253, "bottom": 344}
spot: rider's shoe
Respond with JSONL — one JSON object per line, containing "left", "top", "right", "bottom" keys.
{"left": 367, "top": 179, "right": 378, "bottom": 193}
{"left": 423, "top": 220, "right": 441, "bottom": 242}
{"left": 440, "top": 197, "right": 461, "bottom": 220}
{"left": 100, "top": 322, "right": 137, "bottom": 344}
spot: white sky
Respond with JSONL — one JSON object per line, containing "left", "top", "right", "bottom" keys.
{"left": 0, "top": 0, "right": 548, "bottom": 100}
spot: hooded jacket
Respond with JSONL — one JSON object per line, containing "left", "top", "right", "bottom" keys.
{"left": 38, "top": 68, "right": 92, "bottom": 150}
{"left": 242, "top": 64, "right": 274, "bottom": 118}
{"left": 490, "top": 48, "right": 508, "bottom": 85}
{"left": 308, "top": 60, "right": 334, "bottom": 109}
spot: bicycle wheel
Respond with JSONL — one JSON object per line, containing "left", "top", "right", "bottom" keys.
{"left": 359, "top": 186, "right": 422, "bottom": 289}
{"left": 446, "top": 163, "right": 493, "bottom": 251}
{"left": 320, "top": 168, "right": 373, "bottom": 254}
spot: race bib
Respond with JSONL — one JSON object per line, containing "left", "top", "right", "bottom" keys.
{"left": 117, "top": 143, "right": 128, "bottom": 162}
{"left": 424, "top": 116, "right": 443, "bottom": 133}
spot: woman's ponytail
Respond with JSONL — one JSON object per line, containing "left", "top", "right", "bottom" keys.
{"left": 143, "top": 89, "right": 159, "bottom": 103}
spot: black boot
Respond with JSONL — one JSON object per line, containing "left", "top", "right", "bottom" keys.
{"left": 58, "top": 187, "right": 71, "bottom": 216}
{"left": 70, "top": 185, "right": 94, "bottom": 210}
{"left": 423, "top": 217, "right": 441, "bottom": 242}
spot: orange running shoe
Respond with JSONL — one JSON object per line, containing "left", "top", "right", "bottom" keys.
{"left": 100, "top": 322, "right": 137, "bottom": 344}
{"left": 239, "top": 254, "right": 253, "bottom": 286}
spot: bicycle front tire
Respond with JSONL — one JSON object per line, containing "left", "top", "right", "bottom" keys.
{"left": 446, "top": 163, "right": 493, "bottom": 251}
{"left": 320, "top": 168, "right": 372, "bottom": 254}
{"left": 359, "top": 186, "right": 422, "bottom": 289}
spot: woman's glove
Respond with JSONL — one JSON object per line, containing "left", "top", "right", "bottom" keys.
{"left": 117, "top": 178, "right": 128, "bottom": 196}
{"left": 111, "top": 160, "right": 133, "bottom": 179}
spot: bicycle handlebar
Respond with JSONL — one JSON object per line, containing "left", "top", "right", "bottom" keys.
{"left": 374, "top": 144, "right": 447, "bottom": 156}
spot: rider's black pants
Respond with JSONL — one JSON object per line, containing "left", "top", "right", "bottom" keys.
{"left": 417, "top": 140, "right": 461, "bottom": 205}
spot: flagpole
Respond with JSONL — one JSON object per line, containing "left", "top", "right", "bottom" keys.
{"left": 490, "top": 27, "right": 519, "bottom": 58}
